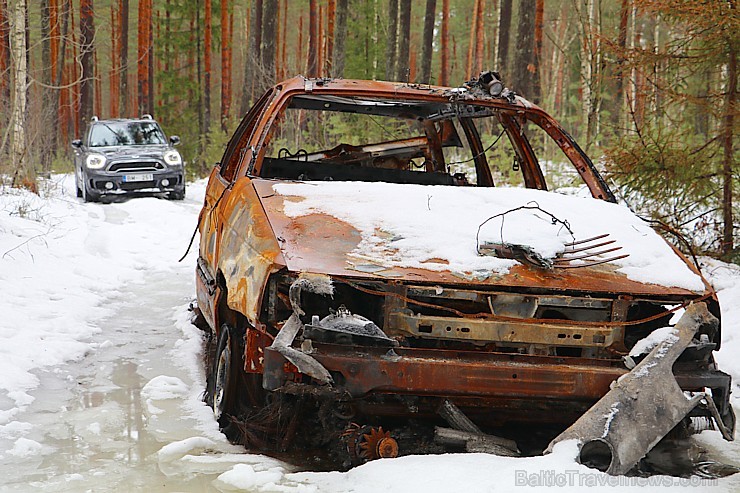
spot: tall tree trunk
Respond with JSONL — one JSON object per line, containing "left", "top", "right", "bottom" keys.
{"left": 0, "top": 0, "right": 9, "bottom": 107}
{"left": 147, "top": 0, "right": 153, "bottom": 114}
{"left": 417, "top": 0, "right": 436, "bottom": 83}
{"left": 317, "top": 4, "right": 324, "bottom": 76}
{"left": 11, "top": 0, "right": 33, "bottom": 190}
{"left": 307, "top": 0, "right": 318, "bottom": 77}
{"left": 385, "top": 0, "right": 398, "bottom": 80}
{"left": 531, "top": 0, "right": 543, "bottom": 103}
{"left": 262, "top": 0, "right": 277, "bottom": 82}
{"left": 578, "top": 0, "right": 597, "bottom": 145}
{"left": 40, "top": 0, "right": 53, "bottom": 172}
{"left": 56, "top": 0, "right": 70, "bottom": 146}
{"left": 137, "top": 0, "right": 152, "bottom": 116}
{"left": 204, "top": 0, "right": 211, "bottom": 132}
{"left": 474, "top": 0, "right": 485, "bottom": 75}
{"left": 466, "top": 0, "right": 479, "bottom": 78}
{"left": 327, "top": 0, "right": 335, "bottom": 75}
{"left": 439, "top": 0, "right": 449, "bottom": 85}
{"left": 332, "top": 0, "right": 348, "bottom": 77}
{"left": 70, "top": 5, "right": 80, "bottom": 138}
{"left": 119, "top": 0, "right": 128, "bottom": 117}
{"left": 244, "top": 0, "right": 262, "bottom": 109}
{"left": 722, "top": 30, "right": 736, "bottom": 254}
{"left": 94, "top": 49, "right": 102, "bottom": 116}
{"left": 513, "top": 0, "right": 536, "bottom": 99}
{"left": 497, "top": 0, "right": 512, "bottom": 75}
{"left": 614, "top": 0, "right": 628, "bottom": 133}
{"left": 396, "top": 0, "right": 410, "bottom": 81}
{"left": 280, "top": 0, "right": 287, "bottom": 80}
{"left": 109, "top": 2, "right": 118, "bottom": 117}
{"left": 79, "top": 0, "right": 94, "bottom": 128}
{"left": 652, "top": 13, "right": 661, "bottom": 118}
{"left": 221, "top": 0, "right": 232, "bottom": 129}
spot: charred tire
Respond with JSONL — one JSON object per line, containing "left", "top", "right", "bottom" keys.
{"left": 210, "top": 325, "right": 243, "bottom": 434}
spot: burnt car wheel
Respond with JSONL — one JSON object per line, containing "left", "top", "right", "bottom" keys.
{"left": 211, "top": 325, "right": 242, "bottom": 427}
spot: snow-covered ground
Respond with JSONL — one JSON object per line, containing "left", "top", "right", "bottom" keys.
{"left": 1, "top": 174, "right": 739, "bottom": 492}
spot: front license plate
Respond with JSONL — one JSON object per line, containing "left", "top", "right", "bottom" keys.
{"left": 123, "top": 173, "right": 153, "bottom": 182}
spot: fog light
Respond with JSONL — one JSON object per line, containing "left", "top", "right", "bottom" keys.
{"left": 105, "top": 182, "right": 114, "bottom": 190}
{"left": 161, "top": 179, "right": 170, "bottom": 187}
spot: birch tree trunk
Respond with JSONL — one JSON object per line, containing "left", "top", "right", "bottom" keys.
{"left": 0, "top": 0, "right": 9, "bottom": 108}
{"left": 11, "top": 0, "right": 34, "bottom": 190}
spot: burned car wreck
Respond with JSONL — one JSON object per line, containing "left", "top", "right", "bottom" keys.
{"left": 194, "top": 74, "right": 734, "bottom": 471}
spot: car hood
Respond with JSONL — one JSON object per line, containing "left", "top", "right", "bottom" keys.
{"left": 92, "top": 145, "right": 169, "bottom": 159}
{"left": 253, "top": 179, "right": 707, "bottom": 297}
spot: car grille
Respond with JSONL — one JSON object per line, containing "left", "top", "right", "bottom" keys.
{"left": 108, "top": 161, "right": 164, "bottom": 172}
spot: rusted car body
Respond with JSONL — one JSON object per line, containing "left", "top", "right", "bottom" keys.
{"left": 195, "top": 75, "right": 734, "bottom": 462}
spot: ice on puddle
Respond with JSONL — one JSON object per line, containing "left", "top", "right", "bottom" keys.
{"left": 8, "top": 437, "right": 44, "bottom": 458}
{"left": 141, "top": 375, "right": 189, "bottom": 415}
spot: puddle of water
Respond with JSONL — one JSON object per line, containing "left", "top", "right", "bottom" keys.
{"left": 0, "top": 272, "right": 245, "bottom": 492}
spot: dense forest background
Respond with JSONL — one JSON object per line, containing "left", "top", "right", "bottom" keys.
{"left": 0, "top": 0, "right": 737, "bottom": 257}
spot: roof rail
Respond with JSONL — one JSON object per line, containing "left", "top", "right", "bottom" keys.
{"left": 91, "top": 116, "right": 99, "bottom": 122}
{"left": 141, "top": 114, "right": 153, "bottom": 120}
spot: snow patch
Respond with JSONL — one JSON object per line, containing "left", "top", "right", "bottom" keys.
{"left": 273, "top": 181, "right": 705, "bottom": 291}
{"left": 629, "top": 326, "right": 679, "bottom": 357}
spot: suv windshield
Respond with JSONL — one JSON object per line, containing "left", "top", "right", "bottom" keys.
{"left": 89, "top": 121, "right": 166, "bottom": 147}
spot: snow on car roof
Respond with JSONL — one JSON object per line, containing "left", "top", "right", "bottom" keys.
{"left": 273, "top": 181, "right": 705, "bottom": 292}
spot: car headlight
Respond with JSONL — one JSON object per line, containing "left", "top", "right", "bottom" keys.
{"left": 85, "top": 153, "right": 106, "bottom": 169}
{"left": 163, "top": 150, "right": 182, "bottom": 166}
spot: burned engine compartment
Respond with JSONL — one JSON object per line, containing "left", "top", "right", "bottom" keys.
{"left": 250, "top": 273, "right": 732, "bottom": 429}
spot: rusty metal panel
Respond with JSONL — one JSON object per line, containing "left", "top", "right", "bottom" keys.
{"left": 217, "top": 177, "right": 285, "bottom": 323}
{"left": 279, "top": 343, "right": 627, "bottom": 400}
{"left": 387, "top": 311, "right": 619, "bottom": 347}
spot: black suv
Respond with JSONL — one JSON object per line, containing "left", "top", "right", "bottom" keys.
{"left": 72, "top": 116, "right": 185, "bottom": 202}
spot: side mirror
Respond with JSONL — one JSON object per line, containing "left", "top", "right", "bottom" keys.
{"left": 169, "top": 135, "right": 181, "bottom": 146}
{"left": 71, "top": 139, "right": 83, "bottom": 149}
